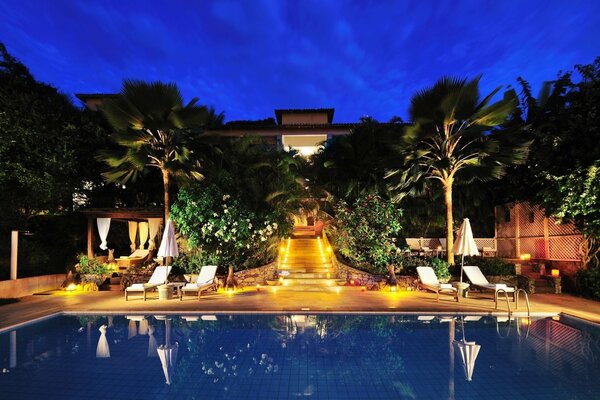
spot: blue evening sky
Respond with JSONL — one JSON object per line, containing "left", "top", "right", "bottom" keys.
{"left": 1, "top": 0, "right": 599, "bottom": 122}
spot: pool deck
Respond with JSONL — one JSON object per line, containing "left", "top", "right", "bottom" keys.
{"left": 2, "top": 288, "right": 600, "bottom": 331}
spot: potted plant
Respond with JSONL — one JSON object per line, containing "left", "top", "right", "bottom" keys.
{"left": 76, "top": 254, "right": 112, "bottom": 287}
{"left": 430, "top": 257, "right": 451, "bottom": 283}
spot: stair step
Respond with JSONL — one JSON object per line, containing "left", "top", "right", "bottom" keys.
{"left": 281, "top": 278, "right": 337, "bottom": 286}
{"left": 276, "top": 285, "right": 340, "bottom": 292}
{"left": 286, "top": 272, "right": 333, "bottom": 279}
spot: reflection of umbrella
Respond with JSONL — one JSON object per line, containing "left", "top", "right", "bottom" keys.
{"left": 156, "top": 318, "right": 178, "bottom": 385}
{"left": 157, "top": 219, "right": 179, "bottom": 258}
{"left": 157, "top": 343, "right": 179, "bottom": 385}
{"left": 96, "top": 325, "right": 110, "bottom": 358}
{"left": 147, "top": 325, "right": 158, "bottom": 357}
{"left": 452, "top": 218, "right": 480, "bottom": 283}
{"left": 453, "top": 317, "right": 481, "bottom": 381}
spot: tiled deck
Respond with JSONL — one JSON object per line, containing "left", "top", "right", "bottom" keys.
{"left": 2, "top": 288, "right": 600, "bottom": 331}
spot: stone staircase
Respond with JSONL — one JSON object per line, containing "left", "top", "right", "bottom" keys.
{"left": 277, "top": 230, "right": 339, "bottom": 291}
{"left": 519, "top": 264, "right": 558, "bottom": 294}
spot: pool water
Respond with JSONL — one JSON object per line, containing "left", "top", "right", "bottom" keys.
{"left": 0, "top": 314, "right": 599, "bottom": 399}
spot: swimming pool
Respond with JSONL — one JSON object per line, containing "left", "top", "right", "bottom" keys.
{"left": 0, "top": 313, "right": 598, "bottom": 399}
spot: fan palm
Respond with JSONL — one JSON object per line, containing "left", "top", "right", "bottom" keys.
{"left": 388, "top": 76, "right": 529, "bottom": 264}
{"left": 98, "top": 80, "right": 210, "bottom": 221}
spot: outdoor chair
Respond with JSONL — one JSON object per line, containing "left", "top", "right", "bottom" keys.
{"left": 117, "top": 249, "right": 151, "bottom": 269}
{"left": 462, "top": 266, "right": 516, "bottom": 303}
{"left": 416, "top": 266, "right": 459, "bottom": 302}
{"left": 125, "top": 266, "right": 171, "bottom": 301}
{"left": 180, "top": 265, "right": 218, "bottom": 300}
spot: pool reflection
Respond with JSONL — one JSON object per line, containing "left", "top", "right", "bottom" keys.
{"left": 1, "top": 314, "right": 599, "bottom": 400}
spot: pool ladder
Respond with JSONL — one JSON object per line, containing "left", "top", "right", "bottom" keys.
{"left": 495, "top": 288, "right": 532, "bottom": 338}
{"left": 495, "top": 288, "right": 531, "bottom": 317}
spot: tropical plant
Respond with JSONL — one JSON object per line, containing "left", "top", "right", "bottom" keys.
{"left": 98, "top": 80, "right": 211, "bottom": 221}
{"left": 330, "top": 194, "right": 404, "bottom": 277}
{"left": 387, "top": 76, "right": 529, "bottom": 264}
{"left": 429, "top": 257, "right": 451, "bottom": 282}
{"left": 310, "top": 117, "right": 404, "bottom": 203}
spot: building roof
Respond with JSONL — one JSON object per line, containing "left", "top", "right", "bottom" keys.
{"left": 80, "top": 208, "right": 163, "bottom": 220}
{"left": 274, "top": 108, "right": 335, "bottom": 124}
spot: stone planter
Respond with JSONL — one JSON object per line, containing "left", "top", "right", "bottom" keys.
{"left": 82, "top": 274, "right": 107, "bottom": 287}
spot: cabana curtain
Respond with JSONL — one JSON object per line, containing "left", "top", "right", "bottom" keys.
{"left": 147, "top": 218, "right": 162, "bottom": 250}
{"left": 138, "top": 222, "right": 149, "bottom": 249}
{"left": 96, "top": 218, "right": 111, "bottom": 250}
{"left": 128, "top": 221, "right": 138, "bottom": 253}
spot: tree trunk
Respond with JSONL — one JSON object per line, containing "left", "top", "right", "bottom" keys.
{"left": 162, "top": 168, "right": 170, "bottom": 222}
{"left": 387, "top": 264, "right": 398, "bottom": 286}
{"left": 225, "top": 265, "right": 237, "bottom": 289}
{"left": 444, "top": 180, "right": 455, "bottom": 265}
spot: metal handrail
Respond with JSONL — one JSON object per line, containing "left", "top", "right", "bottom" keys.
{"left": 515, "top": 289, "right": 531, "bottom": 317}
{"left": 495, "top": 288, "right": 512, "bottom": 316}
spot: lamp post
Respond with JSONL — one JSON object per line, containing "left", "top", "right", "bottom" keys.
{"left": 10, "top": 230, "right": 33, "bottom": 280}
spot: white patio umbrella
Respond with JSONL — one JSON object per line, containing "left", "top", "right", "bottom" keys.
{"left": 452, "top": 218, "right": 480, "bottom": 283}
{"left": 156, "top": 318, "right": 178, "bottom": 385}
{"left": 453, "top": 317, "right": 481, "bottom": 381}
{"left": 96, "top": 325, "right": 110, "bottom": 358}
{"left": 157, "top": 218, "right": 179, "bottom": 260}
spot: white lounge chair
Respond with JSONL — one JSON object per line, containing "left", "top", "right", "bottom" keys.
{"left": 125, "top": 266, "right": 172, "bottom": 301}
{"left": 180, "top": 265, "right": 218, "bottom": 300}
{"left": 417, "top": 266, "right": 459, "bottom": 302}
{"left": 462, "top": 266, "right": 516, "bottom": 303}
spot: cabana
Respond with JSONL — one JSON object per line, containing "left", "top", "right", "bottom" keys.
{"left": 81, "top": 209, "right": 164, "bottom": 268}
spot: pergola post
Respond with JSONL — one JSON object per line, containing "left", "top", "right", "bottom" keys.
{"left": 87, "top": 217, "right": 94, "bottom": 259}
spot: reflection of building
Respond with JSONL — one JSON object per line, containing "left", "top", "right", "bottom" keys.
{"left": 76, "top": 93, "right": 353, "bottom": 156}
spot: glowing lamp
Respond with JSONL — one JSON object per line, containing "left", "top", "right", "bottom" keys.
{"left": 272, "top": 287, "right": 278, "bottom": 294}
{"left": 327, "top": 280, "right": 332, "bottom": 286}
{"left": 350, "top": 279, "right": 355, "bottom": 285}
{"left": 66, "top": 283, "right": 76, "bottom": 291}
{"left": 437, "top": 246, "right": 442, "bottom": 251}
{"left": 361, "top": 286, "right": 367, "bottom": 292}
{"left": 279, "top": 245, "right": 285, "bottom": 252}
{"left": 256, "top": 284, "right": 261, "bottom": 292}
{"left": 551, "top": 269, "right": 560, "bottom": 277}
{"left": 278, "top": 276, "right": 284, "bottom": 284}
{"left": 519, "top": 253, "right": 531, "bottom": 261}
{"left": 326, "top": 246, "right": 332, "bottom": 253}
{"left": 390, "top": 285, "right": 397, "bottom": 292}
{"left": 335, "top": 287, "right": 341, "bottom": 294}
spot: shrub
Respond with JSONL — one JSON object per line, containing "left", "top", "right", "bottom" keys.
{"left": 462, "top": 256, "right": 515, "bottom": 276}
{"left": 171, "top": 184, "right": 293, "bottom": 271}
{"left": 576, "top": 268, "right": 600, "bottom": 301}
{"left": 330, "top": 194, "right": 404, "bottom": 275}
{"left": 430, "top": 257, "right": 451, "bottom": 282}
{"left": 76, "top": 254, "right": 112, "bottom": 276}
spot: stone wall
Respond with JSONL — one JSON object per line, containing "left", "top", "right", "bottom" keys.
{"left": 487, "top": 275, "right": 536, "bottom": 293}
{"left": 0, "top": 274, "right": 65, "bottom": 298}
{"left": 332, "top": 257, "right": 416, "bottom": 290}
{"left": 233, "top": 262, "right": 278, "bottom": 288}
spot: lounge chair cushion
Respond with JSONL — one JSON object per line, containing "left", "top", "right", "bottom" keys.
{"left": 439, "top": 283, "right": 453, "bottom": 289}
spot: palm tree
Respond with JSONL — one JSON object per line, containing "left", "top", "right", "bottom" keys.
{"left": 389, "top": 76, "right": 529, "bottom": 264}
{"left": 98, "top": 80, "right": 210, "bottom": 221}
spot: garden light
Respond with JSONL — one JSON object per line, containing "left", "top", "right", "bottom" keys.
{"left": 519, "top": 253, "right": 531, "bottom": 261}
{"left": 551, "top": 269, "right": 560, "bottom": 277}
{"left": 390, "top": 285, "right": 397, "bottom": 292}
{"left": 66, "top": 283, "right": 77, "bottom": 291}
{"left": 256, "top": 284, "right": 261, "bottom": 292}
{"left": 361, "top": 286, "right": 366, "bottom": 292}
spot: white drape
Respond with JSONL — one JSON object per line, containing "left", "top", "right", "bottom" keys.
{"left": 147, "top": 218, "right": 162, "bottom": 250}
{"left": 138, "top": 222, "right": 149, "bottom": 249}
{"left": 96, "top": 218, "right": 111, "bottom": 251}
{"left": 128, "top": 221, "right": 138, "bottom": 253}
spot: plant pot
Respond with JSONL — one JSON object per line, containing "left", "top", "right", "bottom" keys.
{"left": 82, "top": 274, "right": 107, "bottom": 287}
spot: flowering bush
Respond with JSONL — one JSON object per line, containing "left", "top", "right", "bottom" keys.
{"left": 171, "top": 185, "right": 293, "bottom": 271}
{"left": 330, "top": 194, "right": 405, "bottom": 275}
